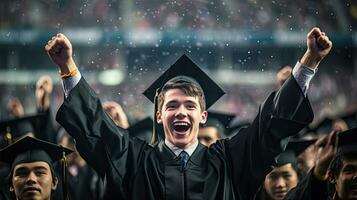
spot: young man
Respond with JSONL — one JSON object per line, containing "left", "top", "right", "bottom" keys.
{"left": 45, "top": 27, "right": 332, "bottom": 199}
{"left": 255, "top": 139, "right": 317, "bottom": 200}
{"left": 0, "top": 136, "right": 72, "bottom": 200}
{"left": 285, "top": 127, "right": 357, "bottom": 200}
{"left": 198, "top": 111, "right": 235, "bottom": 147}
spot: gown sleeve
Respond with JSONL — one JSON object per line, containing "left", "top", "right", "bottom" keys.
{"left": 56, "top": 77, "right": 148, "bottom": 199}
{"left": 217, "top": 75, "right": 314, "bottom": 199}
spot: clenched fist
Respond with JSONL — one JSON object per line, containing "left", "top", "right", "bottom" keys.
{"left": 301, "top": 27, "right": 333, "bottom": 69}
{"left": 45, "top": 33, "right": 77, "bottom": 74}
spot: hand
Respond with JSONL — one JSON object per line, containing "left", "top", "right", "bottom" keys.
{"left": 103, "top": 101, "right": 129, "bottom": 129}
{"left": 301, "top": 27, "right": 333, "bottom": 69}
{"left": 36, "top": 75, "right": 53, "bottom": 111}
{"left": 45, "top": 33, "right": 77, "bottom": 74}
{"left": 7, "top": 98, "right": 25, "bottom": 118}
{"left": 313, "top": 131, "right": 338, "bottom": 181}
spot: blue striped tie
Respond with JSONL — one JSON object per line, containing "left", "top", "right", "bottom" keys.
{"left": 179, "top": 151, "right": 189, "bottom": 171}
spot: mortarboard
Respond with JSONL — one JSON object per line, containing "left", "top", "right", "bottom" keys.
{"left": 274, "top": 138, "right": 317, "bottom": 171}
{"left": 126, "top": 117, "right": 164, "bottom": 143}
{"left": 226, "top": 121, "right": 251, "bottom": 137}
{"left": 0, "top": 113, "right": 46, "bottom": 146}
{"left": 143, "top": 54, "right": 225, "bottom": 109}
{"left": 337, "top": 127, "right": 357, "bottom": 154}
{"left": 142, "top": 54, "right": 225, "bottom": 143}
{"left": 0, "top": 136, "right": 73, "bottom": 170}
{"left": 285, "top": 138, "right": 317, "bottom": 156}
{"left": 200, "top": 111, "right": 236, "bottom": 138}
{"left": 0, "top": 136, "right": 73, "bottom": 199}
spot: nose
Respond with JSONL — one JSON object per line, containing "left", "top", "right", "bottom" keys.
{"left": 275, "top": 177, "right": 286, "bottom": 188}
{"left": 26, "top": 172, "right": 37, "bottom": 184}
{"left": 175, "top": 105, "right": 187, "bottom": 118}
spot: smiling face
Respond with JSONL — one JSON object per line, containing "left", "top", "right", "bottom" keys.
{"left": 157, "top": 88, "right": 207, "bottom": 149}
{"left": 11, "top": 161, "right": 57, "bottom": 200}
{"left": 334, "top": 158, "right": 357, "bottom": 199}
{"left": 264, "top": 163, "right": 298, "bottom": 200}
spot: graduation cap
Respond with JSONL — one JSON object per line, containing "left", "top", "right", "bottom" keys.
{"left": 0, "top": 113, "right": 46, "bottom": 146}
{"left": 0, "top": 136, "right": 73, "bottom": 199}
{"left": 337, "top": 127, "right": 357, "bottom": 154}
{"left": 274, "top": 138, "right": 317, "bottom": 172}
{"left": 126, "top": 117, "right": 163, "bottom": 143}
{"left": 142, "top": 54, "right": 225, "bottom": 143}
{"left": 285, "top": 138, "right": 317, "bottom": 156}
{"left": 200, "top": 111, "right": 236, "bottom": 138}
{"left": 226, "top": 121, "right": 251, "bottom": 137}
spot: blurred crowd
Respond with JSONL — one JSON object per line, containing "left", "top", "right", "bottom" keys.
{"left": 1, "top": 0, "right": 355, "bottom": 32}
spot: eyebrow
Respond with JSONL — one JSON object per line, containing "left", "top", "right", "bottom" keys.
{"left": 15, "top": 166, "right": 49, "bottom": 172}
{"left": 166, "top": 100, "right": 198, "bottom": 105}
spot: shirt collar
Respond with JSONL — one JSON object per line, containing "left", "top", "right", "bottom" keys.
{"left": 164, "top": 139, "right": 199, "bottom": 157}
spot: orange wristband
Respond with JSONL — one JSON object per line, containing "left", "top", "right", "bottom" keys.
{"left": 59, "top": 68, "right": 79, "bottom": 78}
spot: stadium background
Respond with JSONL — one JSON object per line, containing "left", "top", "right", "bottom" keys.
{"left": 0, "top": 0, "right": 356, "bottom": 125}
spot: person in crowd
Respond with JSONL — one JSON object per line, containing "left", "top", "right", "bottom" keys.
{"left": 198, "top": 111, "right": 235, "bottom": 146}
{"left": 0, "top": 136, "right": 72, "bottom": 200}
{"left": 255, "top": 138, "right": 317, "bottom": 200}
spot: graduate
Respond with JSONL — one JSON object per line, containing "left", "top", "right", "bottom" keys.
{"left": 45, "top": 27, "right": 331, "bottom": 199}
{"left": 0, "top": 136, "right": 72, "bottom": 200}
{"left": 254, "top": 138, "right": 317, "bottom": 200}
{"left": 198, "top": 111, "right": 235, "bottom": 146}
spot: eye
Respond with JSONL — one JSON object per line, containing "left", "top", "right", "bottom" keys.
{"left": 283, "top": 174, "right": 292, "bottom": 180}
{"left": 35, "top": 171, "right": 47, "bottom": 176}
{"left": 186, "top": 104, "right": 196, "bottom": 110}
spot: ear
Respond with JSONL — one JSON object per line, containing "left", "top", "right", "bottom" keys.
{"left": 328, "top": 170, "right": 336, "bottom": 184}
{"left": 200, "top": 111, "right": 208, "bottom": 124}
{"left": 52, "top": 177, "right": 58, "bottom": 190}
{"left": 156, "top": 111, "right": 162, "bottom": 124}
{"left": 9, "top": 186, "right": 14, "bottom": 192}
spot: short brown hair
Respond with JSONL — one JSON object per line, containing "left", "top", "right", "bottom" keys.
{"left": 157, "top": 76, "right": 206, "bottom": 113}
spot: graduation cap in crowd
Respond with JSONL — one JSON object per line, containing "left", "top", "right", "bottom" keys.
{"left": 143, "top": 54, "right": 225, "bottom": 144}
{"left": 200, "top": 111, "right": 236, "bottom": 138}
{"left": 127, "top": 117, "right": 163, "bottom": 143}
{"left": 0, "top": 113, "right": 46, "bottom": 147}
{"left": 275, "top": 138, "right": 317, "bottom": 171}
{"left": 226, "top": 121, "right": 251, "bottom": 137}
{"left": 0, "top": 136, "right": 73, "bottom": 199}
{"left": 337, "top": 127, "right": 357, "bottom": 154}
{"left": 285, "top": 138, "right": 317, "bottom": 156}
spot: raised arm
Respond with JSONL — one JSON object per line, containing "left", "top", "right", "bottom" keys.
{"left": 45, "top": 34, "right": 146, "bottom": 196}
{"left": 223, "top": 27, "right": 332, "bottom": 198}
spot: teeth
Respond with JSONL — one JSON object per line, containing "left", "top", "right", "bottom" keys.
{"left": 174, "top": 122, "right": 189, "bottom": 126}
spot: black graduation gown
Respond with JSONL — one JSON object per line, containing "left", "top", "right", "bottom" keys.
{"left": 55, "top": 164, "right": 105, "bottom": 200}
{"left": 0, "top": 166, "right": 11, "bottom": 200}
{"left": 284, "top": 170, "right": 333, "bottom": 200}
{"left": 56, "top": 75, "right": 313, "bottom": 200}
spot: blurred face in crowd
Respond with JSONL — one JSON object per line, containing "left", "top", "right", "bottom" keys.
{"left": 11, "top": 161, "right": 57, "bottom": 200}
{"left": 334, "top": 157, "right": 357, "bottom": 200}
{"left": 296, "top": 145, "right": 317, "bottom": 177}
{"left": 264, "top": 163, "right": 299, "bottom": 200}
{"left": 157, "top": 88, "right": 207, "bottom": 149}
{"left": 198, "top": 127, "right": 220, "bottom": 147}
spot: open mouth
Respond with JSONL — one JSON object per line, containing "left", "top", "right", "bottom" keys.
{"left": 173, "top": 122, "right": 191, "bottom": 134}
